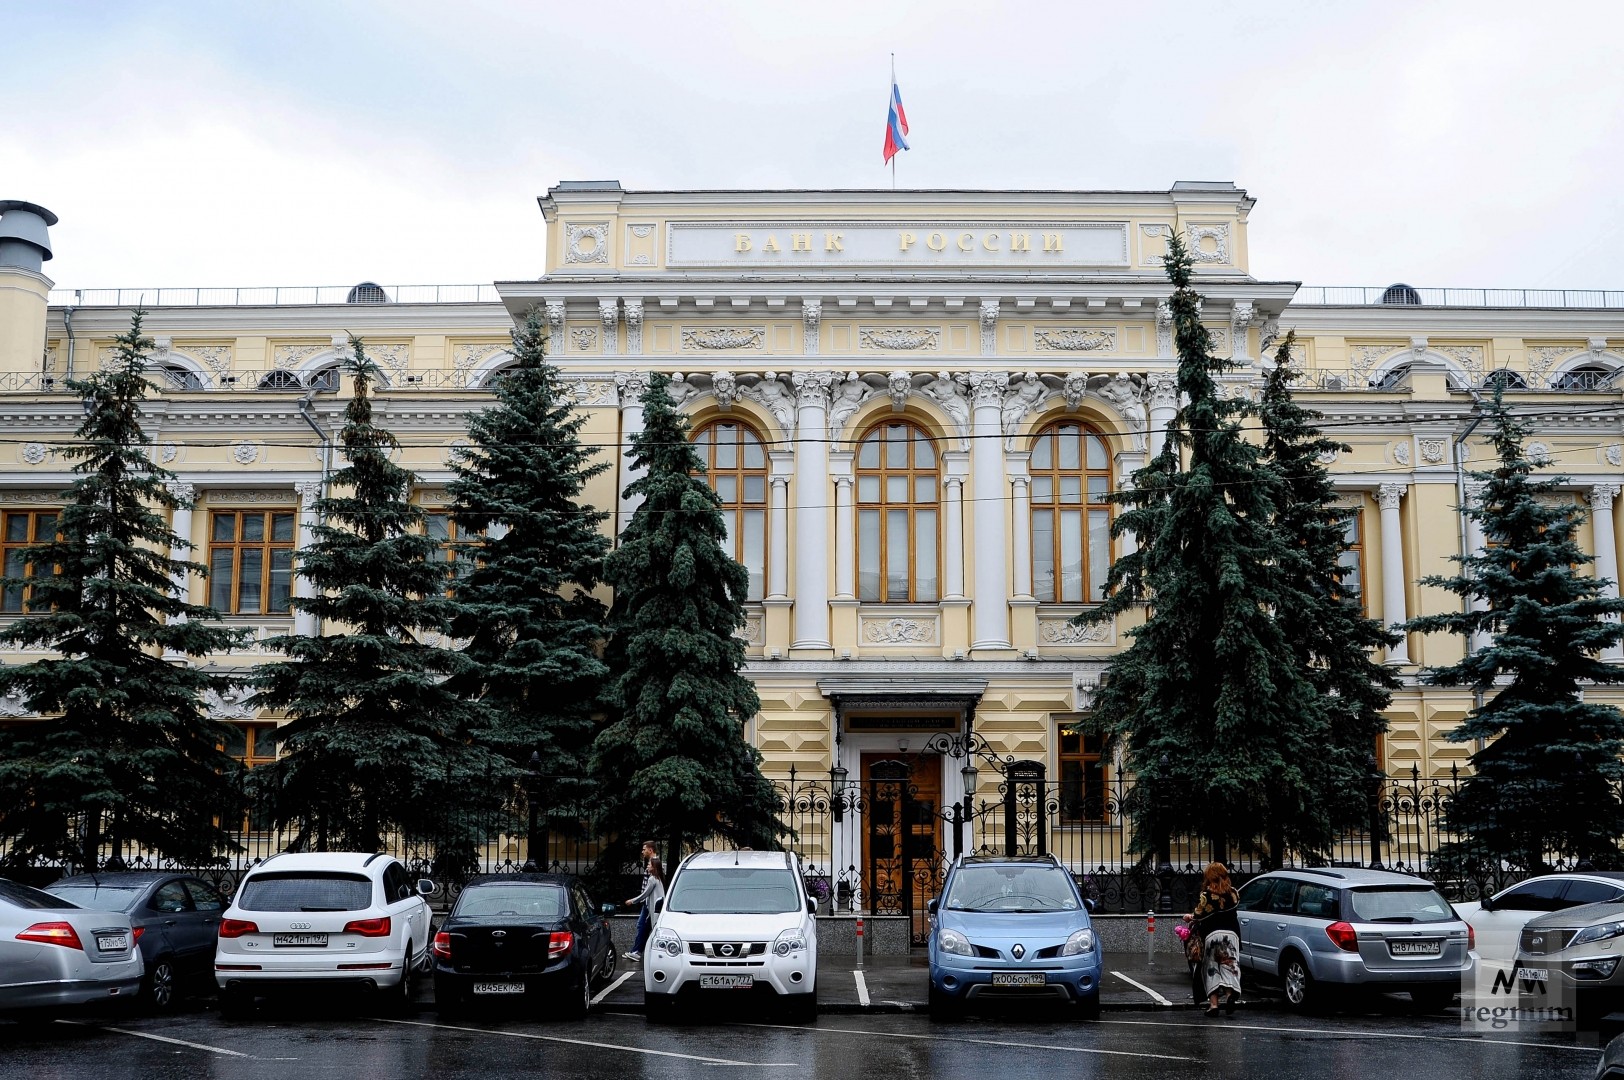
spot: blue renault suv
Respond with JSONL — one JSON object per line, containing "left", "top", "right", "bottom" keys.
{"left": 927, "top": 854, "right": 1102, "bottom": 1019}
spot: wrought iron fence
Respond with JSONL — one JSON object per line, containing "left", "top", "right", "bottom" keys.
{"left": 1294, "top": 286, "right": 1624, "bottom": 309}
{"left": 45, "top": 285, "right": 503, "bottom": 307}
{"left": 0, "top": 767, "right": 1593, "bottom": 927}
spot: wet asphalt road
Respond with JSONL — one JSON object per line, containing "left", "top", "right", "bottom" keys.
{"left": 0, "top": 998, "right": 1605, "bottom": 1080}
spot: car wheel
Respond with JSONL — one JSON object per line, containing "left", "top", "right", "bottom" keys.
{"left": 644, "top": 989, "right": 675, "bottom": 1024}
{"left": 564, "top": 971, "right": 592, "bottom": 1020}
{"left": 143, "top": 957, "right": 178, "bottom": 1012}
{"left": 1075, "top": 990, "right": 1101, "bottom": 1021}
{"left": 1409, "top": 987, "right": 1456, "bottom": 1013}
{"left": 1282, "top": 954, "right": 1317, "bottom": 1013}
{"left": 927, "top": 984, "right": 960, "bottom": 1021}
{"left": 601, "top": 942, "right": 619, "bottom": 980}
{"left": 386, "top": 943, "right": 416, "bottom": 1017}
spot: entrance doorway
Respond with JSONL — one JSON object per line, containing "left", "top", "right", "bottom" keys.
{"left": 859, "top": 753, "right": 944, "bottom": 945}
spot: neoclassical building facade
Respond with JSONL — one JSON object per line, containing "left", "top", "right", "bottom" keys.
{"left": 1, "top": 185, "right": 1622, "bottom": 826}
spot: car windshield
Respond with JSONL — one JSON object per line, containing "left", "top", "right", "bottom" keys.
{"left": 46, "top": 886, "right": 142, "bottom": 912}
{"left": 454, "top": 885, "right": 566, "bottom": 920}
{"left": 945, "top": 865, "right": 1080, "bottom": 912}
{"left": 666, "top": 867, "right": 800, "bottom": 914}
{"left": 1349, "top": 886, "right": 1455, "bottom": 924}
{"left": 236, "top": 873, "right": 374, "bottom": 913}
{"left": 0, "top": 880, "right": 78, "bottom": 910}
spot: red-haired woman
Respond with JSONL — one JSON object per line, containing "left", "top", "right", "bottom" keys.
{"left": 1185, "top": 862, "right": 1242, "bottom": 1017}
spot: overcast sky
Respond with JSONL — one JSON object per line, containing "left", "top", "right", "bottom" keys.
{"left": 6, "top": 1, "right": 1623, "bottom": 293}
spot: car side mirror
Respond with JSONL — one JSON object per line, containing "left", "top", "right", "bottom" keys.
{"left": 653, "top": 899, "right": 663, "bottom": 914}
{"left": 1479, "top": 897, "right": 1494, "bottom": 912}
{"left": 927, "top": 898, "right": 939, "bottom": 916}
{"left": 416, "top": 879, "right": 436, "bottom": 897}
{"left": 602, "top": 903, "right": 618, "bottom": 917}
{"left": 808, "top": 897, "right": 817, "bottom": 915}
{"left": 1084, "top": 898, "right": 1097, "bottom": 914}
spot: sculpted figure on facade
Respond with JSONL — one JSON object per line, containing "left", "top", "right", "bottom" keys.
{"left": 1001, "top": 372, "right": 1048, "bottom": 443}
{"left": 598, "top": 299, "right": 620, "bottom": 357}
{"left": 919, "top": 371, "right": 971, "bottom": 435}
{"left": 1155, "top": 298, "right": 1174, "bottom": 357}
{"left": 979, "top": 299, "right": 1000, "bottom": 356}
{"left": 1062, "top": 372, "right": 1090, "bottom": 411}
{"left": 887, "top": 370, "right": 913, "bottom": 410}
{"left": 828, "top": 372, "right": 876, "bottom": 439}
{"left": 1230, "top": 301, "right": 1255, "bottom": 360}
{"left": 739, "top": 372, "right": 795, "bottom": 436}
{"left": 1098, "top": 373, "right": 1149, "bottom": 451}
{"left": 666, "top": 373, "right": 696, "bottom": 406}
{"left": 623, "top": 299, "right": 644, "bottom": 356}
{"left": 544, "top": 300, "right": 565, "bottom": 346}
{"left": 801, "top": 298, "right": 822, "bottom": 355}
{"left": 710, "top": 371, "right": 738, "bottom": 410}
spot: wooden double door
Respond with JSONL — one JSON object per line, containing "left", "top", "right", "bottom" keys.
{"left": 859, "top": 753, "right": 944, "bottom": 945}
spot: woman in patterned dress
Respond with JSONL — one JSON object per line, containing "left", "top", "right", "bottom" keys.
{"left": 1185, "top": 862, "right": 1243, "bottom": 1017}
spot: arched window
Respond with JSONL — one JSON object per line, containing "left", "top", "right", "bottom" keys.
{"left": 1030, "top": 421, "right": 1112, "bottom": 603}
{"left": 257, "top": 370, "right": 303, "bottom": 391}
{"left": 856, "top": 421, "right": 939, "bottom": 603}
{"left": 692, "top": 419, "right": 767, "bottom": 601}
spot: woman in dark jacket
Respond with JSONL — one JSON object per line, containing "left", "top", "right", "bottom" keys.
{"left": 1185, "top": 862, "right": 1243, "bottom": 1017}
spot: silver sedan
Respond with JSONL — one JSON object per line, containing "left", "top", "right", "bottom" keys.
{"left": 0, "top": 877, "right": 144, "bottom": 1014}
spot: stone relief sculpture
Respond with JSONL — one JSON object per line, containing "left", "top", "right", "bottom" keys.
{"left": 887, "top": 370, "right": 913, "bottom": 410}
{"left": 918, "top": 371, "right": 970, "bottom": 435}
{"left": 1001, "top": 372, "right": 1048, "bottom": 443}
{"left": 740, "top": 372, "right": 795, "bottom": 436}
{"left": 828, "top": 373, "right": 876, "bottom": 438}
{"left": 1097, "top": 373, "right": 1148, "bottom": 451}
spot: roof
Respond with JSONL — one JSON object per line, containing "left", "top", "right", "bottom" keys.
{"left": 958, "top": 854, "right": 1064, "bottom": 866}
{"left": 1260, "top": 867, "right": 1440, "bottom": 887}
{"left": 50, "top": 871, "right": 178, "bottom": 886}
{"left": 462, "top": 873, "right": 576, "bottom": 887}
{"left": 247, "top": 852, "right": 396, "bottom": 873}
{"left": 683, "top": 850, "right": 794, "bottom": 870}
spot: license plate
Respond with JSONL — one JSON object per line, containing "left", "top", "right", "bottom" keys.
{"left": 272, "top": 933, "right": 328, "bottom": 947}
{"left": 1516, "top": 967, "right": 1550, "bottom": 983}
{"left": 472, "top": 982, "right": 525, "bottom": 995}
{"left": 96, "top": 934, "right": 127, "bottom": 952}
{"left": 1389, "top": 940, "right": 1442, "bottom": 956}
{"left": 991, "top": 972, "right": 1048, "bottom": 987}
{"left": 699, "top": 974, "right": 755, "bottom": 989}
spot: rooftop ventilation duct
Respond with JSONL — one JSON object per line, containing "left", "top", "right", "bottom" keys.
{"left": 1378, "top": 283, "right": 1421, "bottom": 305}
{"left": 0, "top": 201, "right": 57, "bottom": 273}
{"left": 346, "top": 282, "right": 389, "bottom": 304}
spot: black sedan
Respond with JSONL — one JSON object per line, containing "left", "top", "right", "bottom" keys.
{"left": 432, "top": 873, "right": 616, "bottom": 1018}
{"left": 45, "top": 871, "right": 228, "bottom": 1011}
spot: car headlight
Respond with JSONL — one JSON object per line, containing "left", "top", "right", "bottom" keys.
{"left": 1572, "top": 921, "right": 1624, "bottom": 948}
{"left": 773, "top": 929, "right": 807, "bottom": 957}
{"left": 651, "top": 928, "right": 683, "bottom": 958}
{"left": 938, "top": 928, "right": 972, "bottom": 956}
{"left": 1061, "top": 928, "right": 1097, "bottom": 956}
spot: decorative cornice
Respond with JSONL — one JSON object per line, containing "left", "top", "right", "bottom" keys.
{"left": 682, "top": 327, "right": 765, "bottom": 351}
{"left": 1035, "top": 328, "right": 1116, "bottom": 352}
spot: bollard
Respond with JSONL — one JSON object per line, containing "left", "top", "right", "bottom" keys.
{"left": 1146, "top": 911, "right": 1156, "bottom": 966}
{"left": 855, "top": 916, "right": 865, "bottom": 967}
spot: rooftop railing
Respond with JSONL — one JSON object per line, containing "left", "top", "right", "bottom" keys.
{"left": 45, "top": 284, "right": 503, "bottom": 307}
{"left": 1294, "top": 286, "right": 1624, "bottom": 309}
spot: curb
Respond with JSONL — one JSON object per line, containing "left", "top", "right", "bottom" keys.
{"left": 594, "top": 999, "right": 1205, "bottom": 1017}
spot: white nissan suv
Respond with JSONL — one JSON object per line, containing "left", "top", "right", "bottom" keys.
{"left": 643, "top": 850, "right": 817, "bottom": 1022}
{"left": 214, "top": 852, "right": 435, "bottom": 1017}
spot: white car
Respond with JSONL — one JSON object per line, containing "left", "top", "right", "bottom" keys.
{"left": 0, "top": 877, "right": 143, "bottom": 1014}
{"left": 214, "top": 852, "right": 435, "bottom": 1016}
{"left": 643, "top": 850, "right": 817, "bottom": 1022}
{"left": 1455, "top": 872, "right": 1624, "bottom": 974}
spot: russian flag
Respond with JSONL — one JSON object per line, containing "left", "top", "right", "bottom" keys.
{"left": 883, "top": 81, "right": 910, "bottom": 164}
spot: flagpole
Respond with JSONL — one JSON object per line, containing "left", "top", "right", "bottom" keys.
{"left": 890, "top": 54, "right": 897, "bottom": 190}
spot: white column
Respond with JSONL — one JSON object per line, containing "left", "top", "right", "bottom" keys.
{"left": 614, "top": 371, "right": 648, "bottom": 532}
{"left": 1011, "top": 476, "right": 1033, "bottom": 601}
{"left": 1464, "top": 481, "right": 1490, "bottom": 654}
{"left": 1593, "top": 484, "right": 1623, "bottom": 662}
{"left": 791, "top": 372, "right": 834, "bottom": 650}
{"left": 1147, "top": 372, "right": 1179, "bottom": 459}
{"left": 165, "top": 482, "right": 195, "bottom": 628}
{"left": 944, "top": 476, "right": 966, "bottom": 599}
{"left": 833, "top": 476, "right": 855, "bottom": 600}
{"left": 1378, "top": 482, "right": 1410, "bottom": 665}
{"left": 294, "top": 479, "right": 323, "bottom": 637}
{"left": 767, "top": 475, "right": 790, "bottom": 600}
{"left": 967, "top": 372, "right": 1011, "bottom": 649}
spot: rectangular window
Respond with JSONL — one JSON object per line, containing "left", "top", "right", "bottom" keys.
{"left": 1337, "top": 507, "right": 1365, "bottom": 611}
{"left": 208, "top": 510, "right": 295, "bottom": 615}
{"left": 1, "top": 509, "right": 59, "bottom": 613}
{"left": 1058, "top": 724, "right": 1107, "bottom": 822}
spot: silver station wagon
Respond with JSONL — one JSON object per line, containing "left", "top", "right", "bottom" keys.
{"left": 1235, "top": 867, "right": 1476, "bottom": 1012}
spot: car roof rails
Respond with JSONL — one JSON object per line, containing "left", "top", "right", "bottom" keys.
{"left": 1290, "top": 868, "right": 1349, "bottom": 880}
{"left": 363, "top": 852, "right": 387, "bottom": 867}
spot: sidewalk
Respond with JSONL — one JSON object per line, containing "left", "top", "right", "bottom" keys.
{"left": 594, "top": 948, "right": 1212, "bottom": 1015}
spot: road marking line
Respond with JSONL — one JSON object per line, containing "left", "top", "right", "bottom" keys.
{"left": 593, "top": 971, "right": 635, "bottom": 1005}
{"left": 853, "top": 970, "right": 871, "bottom": 1007}
{"left": 56, "top": 1021, "right": 253, "bottom": 1058}
{"left": 1110, "top": 970, "right": 1173, "bottom": 1006}
{"left": 1097, "top": 1016, "right": 1602, "bottom": 1053}
{"left": 377, "top": 1017, "right": 794, "bottom": 1066}
{"left": 742, "top": 1021, "right": 1200, "bottom": 1062}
